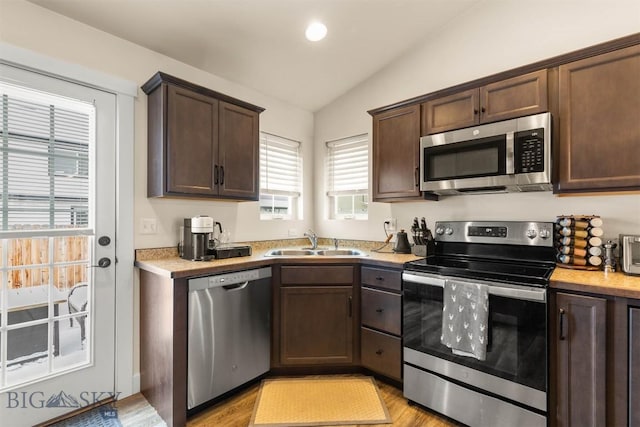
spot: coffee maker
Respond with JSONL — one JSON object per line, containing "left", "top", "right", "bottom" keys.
{"left": 180, "top": 216, "right": 215, "bottom": 261}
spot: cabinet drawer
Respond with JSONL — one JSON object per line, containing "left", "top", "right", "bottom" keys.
{"left": 361, "top": 327, "right": 401, "bottom": 380}
{"left": 361, "top": 288, "right": 401, "bottom": 335}
{"left": 280, "top": 265, "right": 354, "bottom": 285}
{"left": 361, "top": 266, "right": 401, "bottom": 291}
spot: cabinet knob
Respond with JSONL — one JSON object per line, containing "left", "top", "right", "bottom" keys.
{"left": 375, "top": 276, "right": 385, "bottom": 281}
{"left": 375, "top": 349, "right": 384, "bottom": 355}
{"left": 474, "top": 109, "right": 479, "bottom": 115}
{"left": 375, "top": 308, "right": 384, "bottom": 313}
{"left": 481, "top": 107, "right": 486, "bottom": 113}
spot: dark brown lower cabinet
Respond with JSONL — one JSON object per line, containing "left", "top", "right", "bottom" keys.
{"left": 553, "top": 292, "right": 607, "bottom": 427}
{"left": 274, "top": 264, "right": 359, "bottom": 367}
{"left": 360, "top": 265, "right": 402, "bottom": 382}
{"left": 630, "top": 307, "right": 640, "bottom": 426}
{"left": 280, "top": 286, "right": 354, "bottom": 365}
{"left": 361, "top": 327, "right": 401, "bottom": 380}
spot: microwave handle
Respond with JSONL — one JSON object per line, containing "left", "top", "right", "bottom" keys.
{"left": 506, "top": 132, "right": 515, "bottom": 175}
{"left": 402, "top": 272, "right": 546, "bottom": 302}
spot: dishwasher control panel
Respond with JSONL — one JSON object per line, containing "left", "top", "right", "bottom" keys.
{"left": 189, "top": 267, "right": 272, "bottom": 292}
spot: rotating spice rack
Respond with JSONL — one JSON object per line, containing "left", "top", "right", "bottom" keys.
{"left": 555, "top": 215, "right": 604, "bottom": 271}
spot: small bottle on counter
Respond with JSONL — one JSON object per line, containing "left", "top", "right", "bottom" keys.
{"left": 557, "top": 217, "right": 603, "bottom": 228}
{"left": 558, "top": 254, "right": 587, "bottom": 266}
{"left": 559, "top": 227, "right": 588, "bottom": 238}
{"left": 588, "top": 246, "right": 602, "bottom": 257}
{"left": 588, "top": 236, "right": 603, "bottom": 247}
{"left": 588, "top": 255, "right": 603, "bottom": 267}
{"left": 557, "top": 236, "right": 588, "bottom": 248}
{"left": 557, "top": 218, "right": 589, "bottom": 229}
{"left": 559, "top": 246, "right": 587, "bottom": 258}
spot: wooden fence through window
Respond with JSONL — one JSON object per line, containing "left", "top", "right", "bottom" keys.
{"left": 2, "top": 235, "right": 88, "bottom": 290}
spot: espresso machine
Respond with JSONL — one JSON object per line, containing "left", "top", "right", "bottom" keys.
{"left": 180, "top": 216, "right": 215, "bottom": 261}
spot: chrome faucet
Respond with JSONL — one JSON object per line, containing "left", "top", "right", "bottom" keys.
{"left": 304, "top": 229, "right": 318, "bottom": 249}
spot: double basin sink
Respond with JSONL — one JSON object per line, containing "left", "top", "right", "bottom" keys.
{"left": 265, "top": 248, "right": 367, "bottom": 257}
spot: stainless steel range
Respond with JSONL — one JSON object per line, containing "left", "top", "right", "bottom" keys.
{"left": 402, "top": 221, "right": 555, "bottom": 427}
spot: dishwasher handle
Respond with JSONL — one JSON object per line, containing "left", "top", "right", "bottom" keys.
{"left": 222, "top": 281, "right": 249, "bottom": 291}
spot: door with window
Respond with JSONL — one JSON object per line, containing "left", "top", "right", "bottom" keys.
{"left": 0, "top": 64, "right": 116, "bottom": 426}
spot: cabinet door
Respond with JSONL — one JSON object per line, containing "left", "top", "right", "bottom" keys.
{"left": 218, "top": 101, "right": 260, "bottom": 200}
{"left": 554, "top": 292, "right": 607, "bottom": 427}
{"left": 372, "top": 104, "right": 421, "bottom": 201}
{"left": 556, "top": 45, "right": 640, "bottom": 192}
{"left": 480, "top": 70, "right": 548, "bottom": 123}
{"left": 631, "top": 307, "right": 640, "bottom": 427}
{"left": 421, "top": 88, "right": 478, "bottom": 135}
{"left": 166, "top": 85, "right": 219, "bottom": 195}
{"left": 280, "top": 286, "right": 353, "bottom": 365}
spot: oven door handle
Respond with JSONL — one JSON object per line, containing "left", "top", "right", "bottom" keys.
{"left": 402, "top": 272, "right": 546, "bottom": 302}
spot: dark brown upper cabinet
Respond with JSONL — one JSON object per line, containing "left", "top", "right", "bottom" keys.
{"left": 371, "top": 104, "right": 422, "bottom": 201}
{"left": 142, "top": 72, "right": 264, "bottom": 200}
{"left": 421, "top": 69, "right": 548, "bottom": 135}
{"left": 555, "top": 44, "right": 640, "bottom": 193}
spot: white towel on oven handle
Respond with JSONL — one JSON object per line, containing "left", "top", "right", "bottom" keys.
{"left": 440, "top": 278, "right": 489, "bottom": 361}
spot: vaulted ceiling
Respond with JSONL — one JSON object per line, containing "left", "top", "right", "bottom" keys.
{"left": 28, "top": 0, "right": 481, "bottom": 111}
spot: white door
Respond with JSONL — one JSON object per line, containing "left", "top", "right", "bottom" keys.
{"left": 0, "top": 64, "right": 116, "bottom": 426}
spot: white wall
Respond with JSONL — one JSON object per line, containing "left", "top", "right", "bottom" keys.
{"left": 0, "top": 0, "right": 315, "bottom": 250}
{"left": 314, "top": 0, "right": 640, "bottom": 243}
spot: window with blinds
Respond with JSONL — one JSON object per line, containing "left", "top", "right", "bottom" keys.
{"left": 259, "top": 132, "right": 302, "bottom": 219}
{"left": 0, "top": 80, "right": 95, "bottom": 388}
{"left": 0, "top": 82, "right": 93, "bottom": 231}
{"left": 326, "top": 133, "right": 368, "bottom": 219}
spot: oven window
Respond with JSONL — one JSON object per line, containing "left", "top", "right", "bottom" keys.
{"left": 403, "top": 281, "right": 546, "bottom": 391}
{"left": 424, "top": 135, "right": 506, "bottom": 181}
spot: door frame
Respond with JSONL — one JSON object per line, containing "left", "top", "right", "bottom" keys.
{"left": 0, "top": 43, "right": 137, "bottom": 398}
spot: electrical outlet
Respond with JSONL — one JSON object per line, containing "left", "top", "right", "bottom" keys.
{"left": 385, "top": 218, "right": 397, "bottom": 231}
{"left": 140, "top": 218, "right": 157, "bottom": 234}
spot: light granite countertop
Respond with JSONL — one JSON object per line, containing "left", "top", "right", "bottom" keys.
{"left": 135, "top": 238, "right": 422, "bottom": 279}
{"left": 134, "top": 239, "right": 640, "bottom": 299}
{"left": 550, "top": 266, "right": 640, "bottom": 299}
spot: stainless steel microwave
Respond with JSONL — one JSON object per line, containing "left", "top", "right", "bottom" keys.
{"left": 420, "top": 112, "right": 552, "bottom": 195}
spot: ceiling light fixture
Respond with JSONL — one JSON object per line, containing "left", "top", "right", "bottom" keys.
{"left": 305, "top": 21, "right": 327, "bottom": 42}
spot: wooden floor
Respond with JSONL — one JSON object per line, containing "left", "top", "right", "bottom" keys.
{"left": 116, "top": 375, "right": 458, "bottom": 427}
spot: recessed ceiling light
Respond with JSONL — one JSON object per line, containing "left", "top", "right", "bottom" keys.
{"left": 305, "top": 21, "right": 327, "bottom": 42}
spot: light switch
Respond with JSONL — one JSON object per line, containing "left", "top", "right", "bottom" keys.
{"left": 141, "top": 218, "right": 157, "bottom": 234}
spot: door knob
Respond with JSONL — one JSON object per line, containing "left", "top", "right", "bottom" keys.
{"left": 92, "top": 257, "right": 111, "bottom": 268}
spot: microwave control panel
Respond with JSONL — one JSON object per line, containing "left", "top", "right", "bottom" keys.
{"left": 514, "top": 128, "right": 544, "bottom": 173}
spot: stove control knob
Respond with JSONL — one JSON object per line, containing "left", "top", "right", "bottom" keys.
{"left": 526, "top": 229, "right": 538, "bottom": 239}
{"left": 444, "top": 227, "right": 454, "bottom": 236}
{"left": 539, "top": 229, "right": 551, "bottom": 239}
{"left": 435, "top": 226, "right": 445, "bottom": 235}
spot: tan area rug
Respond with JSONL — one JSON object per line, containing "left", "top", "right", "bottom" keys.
{"left": 249, "top": 376, "right": 392, "bottom": 426}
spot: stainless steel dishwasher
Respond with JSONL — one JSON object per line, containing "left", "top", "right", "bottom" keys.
{"left": 187, "top": 267, "right": 271, "bottom": 410}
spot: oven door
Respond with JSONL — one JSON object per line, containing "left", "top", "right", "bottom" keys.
{"left": 402, "top": 271, "right": 547, "bottom": 411}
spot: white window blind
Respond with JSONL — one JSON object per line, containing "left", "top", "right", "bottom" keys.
{"left": 260, "top": 132, "right": 301, "bottom": 197}
{"left": 326, "top": 133, "right": 368, "bottom": 196}
{"left": 0, "top": 82, "right": 94, "bottom": 233}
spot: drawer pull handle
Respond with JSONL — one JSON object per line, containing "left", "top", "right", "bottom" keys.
{"left": 376, "top": 349, "right": 384, "bottom": 355}
{"left": 376, "top": 308, "right": 384, "bottom": 313}
{"left": 559, "top": 308, "right": 566, "bottom": 341}
{"left": 375, "top": 276, "right": 385, "bottom": 281}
